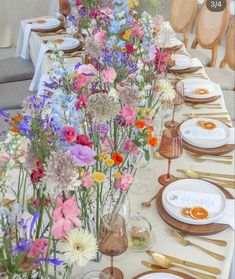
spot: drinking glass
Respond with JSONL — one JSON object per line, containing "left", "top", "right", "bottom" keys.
{"left": 98, "top": 214, "right": 128, "bottom": 279}
{"left": 81, "top": 271, "right": 108, "bottom": 279}
{"left": 158, "top": 127, "right": 183, "bottom": 186}
{"left": 59, "top": 0, "right": 71, "bottom": 26}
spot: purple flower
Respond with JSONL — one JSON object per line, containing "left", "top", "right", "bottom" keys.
{"left": 68, "top": 144, "right": 97, "bottom": 167}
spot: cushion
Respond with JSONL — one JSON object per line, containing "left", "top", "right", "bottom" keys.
{"left": 205, "top": 67, "right": 235, "bottom": 90}
{"left": 187, "top": 48, "right": 210, "bottom": 66}
{"left": 0, "top": 80, "right": 36, "bottom": 110}
{"left": 0, "top": 57, "right": 34, "bottom": 84}
{"left": 222, "top": 90, "right": 235, "bottom": 121}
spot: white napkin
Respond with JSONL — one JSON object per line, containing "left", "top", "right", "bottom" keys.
{"left": 228, "top": 128, "right": 235, "bottom": 144}
{"left": 175, "top": 56, "right": 192, "bottom": 67}
{"left": 16, "top": 23, "right": 32, "bottom": 60}
{"left": 216, "top": 199, "right": 235, "bottom": 230}
{"left": 29, "top": 44, "right": 49, "bottom": 91}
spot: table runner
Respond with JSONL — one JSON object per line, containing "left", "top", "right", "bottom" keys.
{"left": 9, "top": 17, "right": 235, "bottom": 278}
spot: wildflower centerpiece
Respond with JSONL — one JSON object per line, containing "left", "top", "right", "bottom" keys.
{"left": 0, "top": 0, "right": 175, "bottom": 278}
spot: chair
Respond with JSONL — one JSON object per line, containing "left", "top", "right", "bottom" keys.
{"left": 0, "top": 80, "right": 36, "bottom": 110}
{"left": 191, "top": 0, "right": 230, "bottom": 67}
{"left": 0, "top": 57, "right": 34, "bottom": 84}
{"left": 170, "top": 0, "right": 198, "bottom": 48}
{"left": 205, "top": 17, "right": 235, "bottom": 91}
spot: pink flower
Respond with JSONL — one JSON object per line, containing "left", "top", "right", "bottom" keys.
{"left": 123, "top": 139, "right": 139, "bottom": 155}
{"left": 115, "top": 174, "right": 133, "bottom": 192}
{"left": 75, "top": 94, "right": 88, "bottom": 110}
{"left": 51, "top": 196, "right": 81, "bottom": 240}
{"left": 77, "top": 134, "right": 93, "bottom": 148}
{"left": 101, "top": 8, "right": 113, "bottom": 17}
{"left": 101, "top": 137, "right": 114, "bottom": 153}
{"left": 76, "top": 64, "right": 98, "bottom": 76}
{"left": 102, "top": 67, "right": 117, "bottom": 84}
{"left": 131, "top": 27, "right": 144, "bottom": 39}
{"left": 120, "top": 106, "right": 136, "bottom": 125}
{"left": 73, "top": 74, "right": 91, "bottom": 92}
{"left": 61, "top": 126, "right": 77, "bottom": 144}
{"left": 94, "top": 31, "right": 106, "bottom": 45}
{"left": 81, "top": 172, "right": 94, "bottom": 188}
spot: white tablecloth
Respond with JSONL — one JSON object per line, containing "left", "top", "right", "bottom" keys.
{"left": 12, "top": 17, "right": 235, "bottom": 279}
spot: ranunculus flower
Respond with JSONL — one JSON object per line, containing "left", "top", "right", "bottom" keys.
{"left": 115, "top": 174, "right": 133, "bottom": 192}
{"left": 77, "top": 134, "right": 93, "bottom": 148}
{"left": 68, "top": 144, "right": 97, "bottom": 167}
{"left": 73, "top": 74, "right": 91, "bottom": 92}
{"left": 76, "top": 64, "right": 98, "bottom": 76}
{"left": 94, "top": 31, "right": 106, "bottom": 45}
{"left": 120, "top": 106, "right": 136, "bottom": 125}
{"left": 61, "top": 126, "right": 77, "bottom": 144}
{"left": 112, "top": 152, "right": 123, "bottom": 165}
{"left": 125, "top": 44, "right": 135, "bottom": 53}
{"left": 102, "top": 67, "right": 117, "bottom": 84}
{"left": 135, "top": 120, "right": 146, "bottom": 129}
{"left": 52, "top": 196, "right": 81, "bottom": 240}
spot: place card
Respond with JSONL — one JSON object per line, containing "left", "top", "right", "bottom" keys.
{"left": 167, "top": 190, "right": 222, "bottom": 213}
{"left": 182, "top": 127, "right": 227, "bottom": 140}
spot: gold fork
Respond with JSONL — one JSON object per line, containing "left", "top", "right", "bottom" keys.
{"left": 169, "top": 230, "right": 225, "bottom": 261}
{"left": 167, "top": 228, "right": 227, "bottom": 247}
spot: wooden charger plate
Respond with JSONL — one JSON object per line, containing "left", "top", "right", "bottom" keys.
{"left": 32, "top": 24, "right": 63, "bottom": 33}
{"left": 183, "top": 140, "right": 235, "bottom": 155}
{"left": 133, "top": 270, "right": 194, "bottom": 279}
{"left": 156, "top": 181, "right": 233, "bottom": 236}
{"left": 185, "top": 95, "right": 221, "bottom": 104}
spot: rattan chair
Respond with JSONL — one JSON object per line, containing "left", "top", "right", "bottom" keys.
{"left": 170, "top": 0, "right": 198, "bottom": 48}
{"left": 191, "top": 0, "right": 230, "bottom": 67}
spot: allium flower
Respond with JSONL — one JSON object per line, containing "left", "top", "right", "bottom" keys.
{"left": 68, "top": 144, "right": 97, "bottom": 167}
{"left": 87, "top": 93, "right": 121, "bottom": 122}
{"left": 157, "top": 79, "right": 176, "bottom": 101}
{"left": 60, "top": 228, "right": 97, "bottom": 266}
{"left": 46, "top": 151, "right": 78, "bottom": 191}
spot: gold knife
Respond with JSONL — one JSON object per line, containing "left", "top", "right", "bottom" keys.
{"left": 163, "top": 254, "right": 221, "bottom": 275}
{"left": 177, "top": 169, "right": 235, "bottom": 179}
{"left": 141, "top": 261, "right": 164, "bottom": 270}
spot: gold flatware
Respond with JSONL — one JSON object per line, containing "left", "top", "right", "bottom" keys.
{"left": 188, "top": 153, "right": 233, "bottom": 160}
{"left": 141, "top": 194, "right": 159, "bottom": 207}
{"left": 38, "top": 29, "right": 66, "bottom": 36}
{"left": 177, "top": 169, "right": 235, "bottom": 179}
{"left": 141, "top": 261, "right": 163, "bottom": 270}
{"left": 185, "top": 114, "right": 230, "bottom": 122}
{"left": 188, "top": 103, "right": 221, "bottom": 107}
{"left": 183, "top": 112, "right": 228, "bottom": 116}
{"left": 189, "top": 156, "right": 232, "bottom": 165}
{"left": 170, "top": 230, "right": 225, "bottom": 261}
{"left": 142, "top": 255, "right": 216, "bottom": 279}
{"left": 167, "top": 228, "right": 227, "bottom": 247}
{"left": 147, "top": 251, "right": 221, "bottom": 275}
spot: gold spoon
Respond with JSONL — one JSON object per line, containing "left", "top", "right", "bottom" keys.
{"left": 185, "top": 113, "right": 230, "bottom": 122}
{"left": 177, "top": 169, "right": 235, "bottom": 179}
{"left": 189, "top": 156, "right": 232, "bottom": 165}
{"left": 143, "top": 254, "right": 216, "bottom": 279}
{"left": 188, "top": 153, "right": 233, "bottom": 160}
{"left": 142, "top": 194, "right": 159, "bottom": 207}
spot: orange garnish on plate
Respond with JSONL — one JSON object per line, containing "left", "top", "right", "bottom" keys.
{"left": 53, "top": 39, "right": 64, "bottom": 44}
{"left": 180, "top": 207, "right": 192, "bottom": 218}
{"left": 194, "top": 88, "right": 209, "bottom": 95}
{"left": 197, "top": 121, "right": 217, "bottom": 130}
{"left": 36, "top": 19, "right": 46, "bottom": 24}
{"left": 190, "top": 207, "right": 209, "bottom": 220}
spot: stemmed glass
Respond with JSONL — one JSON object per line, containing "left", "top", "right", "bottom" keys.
{"left": 59, "top": 0, "right": 71, "bottom": 27}
{"left": 98, "top": 214, "right": 128, "bottom": 279}
{"left": 81, "top": 271, "right": 108, "bottom": 279}
{"left": 158, "top": 127, "right": 183, "bottom": 186}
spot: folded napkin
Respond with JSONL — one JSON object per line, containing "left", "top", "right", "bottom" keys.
{"left": 29, "top": 44, "right": 49, "bottom": 91}
{"left": 16, "top": 23, "right": 32, "bottom": 60}
{"left": 175, "top": 56, "right": 192, "bottom": 67}
{"left": 216, "top": 199, "right": 235, "bottom": 230}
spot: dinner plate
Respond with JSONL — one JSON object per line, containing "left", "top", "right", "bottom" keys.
{"left": 50, "top": 37, "right": 80, "bottom": 51}
{"left": 138, "top": 273, "right": 183, "bottom": 279}
{"left": 170, "top": 55, "right": 202, "bottom": 71}
{"left": 158, "top": 37, "right": 183, "bottom": 49}
{"left": 31, "top": 18, "right": 61, "bottom": 30}
{"left": 180, "top": 118, "right": 231, "bottom": 148}
{"left": 162, "top": 179, "right": 227, "bottom": 225}
{"left": 182, "top": 78, "right": 221, "bottom": 99}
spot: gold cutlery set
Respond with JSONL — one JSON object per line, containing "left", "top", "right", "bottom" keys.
{"left": 187, "top": 153, "right": 233, "bottom": 165}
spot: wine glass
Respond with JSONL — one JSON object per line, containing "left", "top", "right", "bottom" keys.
{"left": 98, "top": 214, "right": 128, "bottom": 279}
{"left": 158, "top": 127, "right": 183, "bottom": 186}
{"left": 59, "top": 0, "right": 71, "bottom": 26}
{"left": 81, "top": 271, "right": 108, "bottom": 279}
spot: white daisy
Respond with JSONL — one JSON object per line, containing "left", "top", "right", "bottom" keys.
{"left": 157, "top": 79, "right": 176, "bottom": 101}
{"left": 61, "top": 228, "right": 98, "bottom": 266}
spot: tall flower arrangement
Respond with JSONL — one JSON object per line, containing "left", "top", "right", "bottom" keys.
{"left": 0, "top": 1, "right": 175, "bottom": 278}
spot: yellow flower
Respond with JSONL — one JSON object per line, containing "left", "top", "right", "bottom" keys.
{"left": 93, "top": 172, "right": 106, "bottom": 183}
{"left": 98, "top": 152, "right": 107, "bottom": 161}
{"left": 122, "top": 30, "right": 132, "bottom": 40}
{"left": 105, "top": 158, "right": 114, "bottom": 168}
{"left": 73, "top": 72, "right": 78, "bottom": 78}
{"left": 114, "top": 172, "right": 122, "bottom": 180}
{"left": 128, "top": 0, "right": 139, "bottom": 8}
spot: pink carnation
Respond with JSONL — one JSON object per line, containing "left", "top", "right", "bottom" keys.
{"left": 123, "top": 139, "right": 139, "bottom": 155}
{"left": 94, "top": 31, "right": 106, "bottom": 45}
{"left": 76, "top": 64, "right": 98, "bottom": 76}
{"left": 81, "top": 172, "right": 94, "bottom": 188}
{"left": 102, "top": 67, "right": 117, "bottom": 84}
{"left": 115, "top": 174, "right": 133, "bottom": 192}
{"left": 73, "top": 74, "right": 91, "bottom": 92}
{"left": 51, "top": 196, "right": 81, "bottom": 240}
{"left": 120, "top": 106, "right": 136, "bottom": 125}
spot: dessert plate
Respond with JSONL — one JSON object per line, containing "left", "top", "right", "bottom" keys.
{"left": 31, "top": 18, "right": 61, "bottom": 30}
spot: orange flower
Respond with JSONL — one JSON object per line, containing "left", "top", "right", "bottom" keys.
{"left": 12, "top": 115, "right": 23, "bottom": 122}
{"left": 10, "top": 126, "right": 19, "bottom": 133}
{"left": 112, "top": 152, "right": 123, "bottom": 165}
{"left": 135, "top": 120, "right": 146, "bottom": 129}
{"left": 147, "top": 126, "right": 154, "bottom": 132}
{"left": 148, "top": 137, "right": 158, "bottom": 147}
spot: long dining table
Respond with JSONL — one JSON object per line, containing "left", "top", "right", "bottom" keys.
{"left": 9, "top": 17, "right": 235, "bottom": 278}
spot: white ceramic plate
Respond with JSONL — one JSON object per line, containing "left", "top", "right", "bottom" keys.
{"left": 170, "top": 55, "right": 202, "bottom": 71}
{"left": 162, "top": 179, "right": 227, "bottom": 225}
{"left": 180, "top": 118, "right": 231, "bottom": 148}
{"left": 182, "top": 78, "right": 221, "bottom": 99}
{"left": 158, "top": 37, "right": 183, "bottom": 49}
{"left": 139, "top": 273, "right": 183, "bottom": 279}
{"left": 32, "top": 18, "right": 61, "bottom": 30}
{"left": 50, "top": 37, "right": 80, "bottom": 51}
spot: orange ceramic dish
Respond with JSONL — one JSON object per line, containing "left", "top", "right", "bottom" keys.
{"left": 198, "top": 121, "right": 217, "bottom": 130}
{"left": 190, "top": 207, "right": 209, "bottom": 220}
